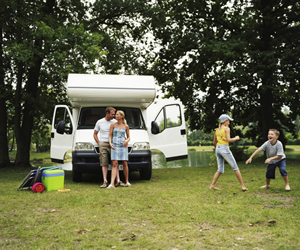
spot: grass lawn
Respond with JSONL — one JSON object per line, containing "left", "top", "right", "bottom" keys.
{"left": 1, "top": 157, "right": 300, "bottom": 249}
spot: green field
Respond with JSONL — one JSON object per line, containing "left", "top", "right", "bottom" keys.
{"left": 1, "top": 156, "right": 299, "bottom": 249}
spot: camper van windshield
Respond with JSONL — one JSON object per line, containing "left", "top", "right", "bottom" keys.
{"left": 78, "top": 107, "right": 146, "bottom": 130}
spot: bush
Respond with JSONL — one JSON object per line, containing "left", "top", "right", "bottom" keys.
{"left": 230, "top": 145, "right": 250, "bottom": 162}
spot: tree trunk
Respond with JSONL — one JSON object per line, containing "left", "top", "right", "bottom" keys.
{"left": 15, "top": 57, "right": 43, "bottom": 168}
{"left": 0, "top": 23, "right": 11, "bottom": 168}
{"left": 36, "top": 143, "right": 40, "bottom": 153}
{"left": 261, "top": 87, "right": 273, "bottom": 138}
{"left": 0, "top": 95, "right": 10, "bottom": 168}
{"left": 260, "top": 1, "right": 275, "bottom": 145}
{"left": 14, "top": 0, "right": 54, "bottom": 168}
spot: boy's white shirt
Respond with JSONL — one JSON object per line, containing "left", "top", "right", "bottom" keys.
{"left": 259, "top": 140, "right": 286, "bottom": 164}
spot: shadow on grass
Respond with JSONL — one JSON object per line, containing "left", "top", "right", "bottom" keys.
{"left": 65, "top": 170, "right": 145, "bottom": 185}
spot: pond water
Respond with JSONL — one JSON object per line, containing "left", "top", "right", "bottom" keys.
{"left": 33, "top": 148, "right": 299, "bottom": 170}
{"left": 33, "top": 150, "right": 215, "bottom": 170}
{"left": 153, "top": 149, "right": 300, "bottom": 168}
{"left": 151, "top": 150, "right": 215, "bottom": 169}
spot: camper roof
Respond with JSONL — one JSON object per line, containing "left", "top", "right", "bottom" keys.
{"left": 67, "top": 74, "right": 157, "bottom": 108}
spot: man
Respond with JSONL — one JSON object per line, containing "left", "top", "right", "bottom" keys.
{"left": 93, "top": 107, "right": 125, "bottom": 188}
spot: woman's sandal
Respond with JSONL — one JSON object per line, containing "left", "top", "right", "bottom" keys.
{"left": 100, "top": 181, "right": 108, "bottom": 188}
{"left": 106, "top": 184, "right": 115, "bottom": 189}
{"left": 115, "top": 181, "right": 126, "bottom": 187}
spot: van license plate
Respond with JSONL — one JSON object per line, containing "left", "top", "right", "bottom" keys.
{"left": 108, "top": 164, "right": 124, "bottom": 170}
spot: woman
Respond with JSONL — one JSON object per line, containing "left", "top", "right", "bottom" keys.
{"left": 107, "top": 110, "right": 131, "bottom": 188}
{"left": 210, "top": 114, "right": 248, "bottom": 191}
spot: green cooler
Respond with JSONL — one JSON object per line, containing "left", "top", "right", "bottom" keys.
{"left": 41, "top": 169, "right": 65, "bottom": 191}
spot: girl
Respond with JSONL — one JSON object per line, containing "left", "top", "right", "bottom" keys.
{"left": 210, "top": 114, "right": 248, "bottom": 191}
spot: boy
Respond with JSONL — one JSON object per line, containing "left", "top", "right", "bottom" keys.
{"left": 245, "top": 129, "right": 290, "bottom": 191}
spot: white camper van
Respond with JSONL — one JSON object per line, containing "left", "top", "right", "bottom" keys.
{"left": 50, "top": 74, "right": 188, "bottom": 182}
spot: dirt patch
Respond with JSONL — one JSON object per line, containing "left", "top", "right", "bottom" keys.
{"left": 255, "top": 193, "right": 297, "bottom": 208}
{"left": 0, "top": 237, "right": 24, "bottom": 247}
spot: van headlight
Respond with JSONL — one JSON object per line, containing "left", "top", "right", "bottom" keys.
{"left": 74, "top": 142, "right": 94, "bottom": 151}
{"left": 132, "top": 142, "right": 150, "bottom": 150}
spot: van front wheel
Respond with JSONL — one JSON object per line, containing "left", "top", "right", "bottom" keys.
{"left": 139, "top": 164, "right": 152, "bottom": 180}
{"left": 72, "top": 170, "right": 82, "bottom": 182}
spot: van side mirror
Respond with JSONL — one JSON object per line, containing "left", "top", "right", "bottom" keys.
{"left": 56, "top": 120, "right": 66, "bottom": 134}
{"left": 151, "top": 121, "right": 159, "bottom": 135}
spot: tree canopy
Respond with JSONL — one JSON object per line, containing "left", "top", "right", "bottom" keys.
{"left": 150, "top": 0, "right": 300, "bottom": 146}
{"left": 0, "top": 0, "right": 154, "bottom": 168}
{"left": 1, "top": 0, "right": 300, "bottom": 168}
{"left": 1, "top": 0, "right": 105, "bottom": 168}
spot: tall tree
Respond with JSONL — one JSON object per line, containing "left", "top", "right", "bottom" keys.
{"left": 0, "top": 2, "right": 13, "bottom": 167}
{"left": 1, "top": 0, "right": 106, "bottom": 168}
{"left": 150, "top": 0, "right": 300, "bottom": 146}
{"left": 1, "top": 0, "right": 159, "bottom": 168}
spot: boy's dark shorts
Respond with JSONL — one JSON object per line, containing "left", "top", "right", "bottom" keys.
{"left": 266, "top": 158, "right": 287, "bottom": 179}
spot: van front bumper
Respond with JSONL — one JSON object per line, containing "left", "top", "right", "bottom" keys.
{"left": 72, "top": 149, "right": 151, "bottom": 173}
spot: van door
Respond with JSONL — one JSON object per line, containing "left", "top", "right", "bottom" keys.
{"left": 147, "top": 99, "right": 188, "bottom": 161}
{"left": 50, "top": 105, "right": 75, "bottom": 163}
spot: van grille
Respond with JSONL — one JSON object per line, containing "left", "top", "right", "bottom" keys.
{"left": 95, "top": 147, "right": 132, "bottom": 154}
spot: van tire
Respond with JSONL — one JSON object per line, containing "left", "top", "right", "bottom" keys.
{"left": 139, "top": 164, "right": 152, "bottom": 180}
{"left": 72, "top": 170, "right": 82, "bottom": 182}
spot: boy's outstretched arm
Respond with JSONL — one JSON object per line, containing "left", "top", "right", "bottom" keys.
{"left": 265, "top": 155, "right": 282, "bottom": 164}
{"left": 245, "top": 149, "right": 261, "bottom": 164}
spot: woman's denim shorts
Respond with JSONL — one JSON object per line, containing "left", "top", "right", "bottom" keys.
{"left": 216, "top": 145, "right": 239, "bottom": 173}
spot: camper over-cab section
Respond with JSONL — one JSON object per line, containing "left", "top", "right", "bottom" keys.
{"left": 50, "top": 74, "right": 188, "bottom": 182}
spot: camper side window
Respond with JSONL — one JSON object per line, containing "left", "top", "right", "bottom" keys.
{"left": 154, "top": 104, "right": 182, "bottom": 133}
{"left": 165, "top": 105, "right": 182, "bottom": 128}
{"left": 155, "top": 110, "right": 165, "bottom": 133}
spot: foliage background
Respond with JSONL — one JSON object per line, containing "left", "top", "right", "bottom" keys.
{"left": 1, "top": 0, "right": 300, "bottom": 168}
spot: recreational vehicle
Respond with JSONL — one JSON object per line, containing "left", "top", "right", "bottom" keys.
{"left": 50, "top": 74, "right": 188, "bottom": 181}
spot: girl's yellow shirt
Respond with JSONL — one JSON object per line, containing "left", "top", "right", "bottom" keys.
{"left": 215, "top": 128, "right": 229, "bottom": 146}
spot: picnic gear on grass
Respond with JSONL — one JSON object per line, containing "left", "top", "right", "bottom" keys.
{"left": 41, "top": 169, "right": 65, "bottom": 191}
{"left": 18, "top": 166, "right": 62, "bottom": 191}
{"left": 18, "top": 167, "right": 41, "bottom": 191}
{"left": 31, "top": 182, "right": 45, "bottom": 193}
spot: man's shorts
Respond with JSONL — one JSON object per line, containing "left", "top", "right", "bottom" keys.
{"left": 99, "top": 142, "right": 111, "bottom": 167}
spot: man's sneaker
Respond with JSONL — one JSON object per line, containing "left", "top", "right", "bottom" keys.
{"left": 115, "top": 181, "right": 126, "bottom": 187}
{"left": 100, "top": 181, "right": 108, "bottom": 188}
